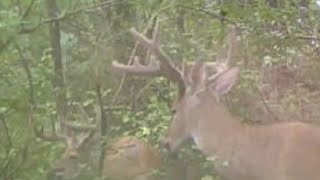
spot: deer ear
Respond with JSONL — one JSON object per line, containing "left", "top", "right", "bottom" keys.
{"left": 211, "top": 67, "right": 239, "bottom": 96}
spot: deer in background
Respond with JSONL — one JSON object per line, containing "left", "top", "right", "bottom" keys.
{"left": 36, "top": 106, "right": 198, "bottom": 180}
{"left": 35, "top": 108, "right": 162, "bottom": 180}
{"left": 34, "top": 105, "right": 100, "bottom": 179}
{"left": 112, "top": 26, "right": 320, "bottom": 180}
{"left": 103, "top": 136, "right": 161, "bottom": 180}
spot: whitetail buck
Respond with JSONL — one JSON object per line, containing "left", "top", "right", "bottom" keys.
{"left": 35, "top": 112, "right": 162, "bottom": 180}
{"left": 112, "top": 26, "right": 320, "bottom": 180}
{"left": 34, "top": 108, "right": 99, "bottom": 180}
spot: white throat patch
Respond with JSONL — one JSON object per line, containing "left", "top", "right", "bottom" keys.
{"left": 191, "top": 132, "right": 203, "bottom": 150}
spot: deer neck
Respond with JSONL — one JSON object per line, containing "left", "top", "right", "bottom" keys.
{"left": 188, "top": 97, "right": 250, "bottom": 161}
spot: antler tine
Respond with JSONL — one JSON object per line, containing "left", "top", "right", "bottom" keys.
{"left": 207, "top": 62, "right": 229, "bottom": 83}
{"left": 34, "top": 125, "right": 66, "bottom": 142}
{"left": 207, "top": 26, "right": 238, "bottom": 83}
{"left": 152, "top": 20, "right": 160, "bottom": 46}
{"left": 61, "top": 121, "right": 97, "bottom": 132}
{"left": 60, "top": 104, "right": 98, "bottom": 132}
{"left": 74, "top": 105, "right": 100, "bottom": 150}
{"left": 226, "top": 25, "right": 238, "bottom": 64}
{"left": 112, "top": 27, "right": 185, "bottom": 92}
{"left": 129, "top": 27, "right": 183, "bottom": 83}
{"left": 75, "top": 130, "right": 95, "bottom": 150}
{"left": 112, "top": 56, "right": 161, "bottom": 77}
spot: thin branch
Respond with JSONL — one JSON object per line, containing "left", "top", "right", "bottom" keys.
{"left": 42, "top": 0, "right": 119, "bottom": 24}
{"left": 289, "top": 35, "right": 320, "bottom": 41}
{"left": 132, "top": 80, "right": 155, "bottom": 107}
{"left": 177, "top": 4, "right": 237, "bottom": 26}
{"left": 0, "top": 116, "right": 12, "bottom": 152}
{"left": 0, "top": 38, "right": 14, "bottom": 54}
{"left": 94, "top": 70, "right": 107, "bottom": 136}
{"left": 0, "top": 0, "right": 124, "bottom": 53}
{"left": 8, "top": 144, "right": 29, "bottom": 179}
{"left": 16, "top": 45, "right": 36, "bottom": 127}
{"left": 14, "top": 0, "right": 23, "bottom": 17}
{"left": 22, "top": 0, "right": 36, "bottom": 19}
{"left": 104, "top": 106, "right": 131, "bottom": 111}
{"left": 61, "top": 121, "right": 97, "bottom": 132}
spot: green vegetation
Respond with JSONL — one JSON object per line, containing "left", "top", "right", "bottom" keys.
{"left": 1, "top": 0, "right": 319, "bottom": 179}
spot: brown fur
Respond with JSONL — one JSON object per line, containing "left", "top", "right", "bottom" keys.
{"left": 163, "top": 63, "right": 320, "bottom": 180}
{"left": 103, "top": 136, "right": 161, "bottom": 180}
{"left": 111, "top": 27, "right": 320, "bottom": 180}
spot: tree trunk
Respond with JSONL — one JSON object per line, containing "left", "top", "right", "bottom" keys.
{"left": 46, "top": 0, "right": 67, "bottom": 127}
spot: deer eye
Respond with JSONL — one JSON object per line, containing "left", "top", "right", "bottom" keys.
{"left": 171, "top": 109, "right": 177, "bottom": 114}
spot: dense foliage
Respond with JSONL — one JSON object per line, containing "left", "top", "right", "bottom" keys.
{"left": 1, "top": 0, "right": 320, "bottom": 179}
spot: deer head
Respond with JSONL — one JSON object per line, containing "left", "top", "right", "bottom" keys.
{"left": 163, "top": 61, "right": 239, "bottom": 152}
{"left": 34, "top": 105, "right": 99, "bottom": 179}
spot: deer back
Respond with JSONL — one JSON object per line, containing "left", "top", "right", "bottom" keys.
{"left": 103, "top": 136, "right": 161, "bottom": 179}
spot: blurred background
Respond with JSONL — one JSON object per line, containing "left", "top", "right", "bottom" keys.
{"left": 1, "top": 0, "right": 320, "bottom": 179}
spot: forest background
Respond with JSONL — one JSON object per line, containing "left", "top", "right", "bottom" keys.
{"left": 1, "top": 0, "right": 320, "bottom": 179}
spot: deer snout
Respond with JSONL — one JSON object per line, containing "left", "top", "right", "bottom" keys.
{"left": 160, "top": 138, "right": 173, "bottom": 152}
{"left": 163, "top": 141, "right": 171, "bottom": 151}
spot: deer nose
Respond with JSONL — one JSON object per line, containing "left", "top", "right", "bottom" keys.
{"left": 163, "top": 142, "right": 171, "bottom": 151}
{"left": 160, "top": 138, "right": 172, "bottom": 152}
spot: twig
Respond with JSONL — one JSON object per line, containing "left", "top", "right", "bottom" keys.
{"left": 132, "top": 80, "right": 155, "bottom": 107}
{"left": 1, "top": 0, "right": 124, "bottom": 53}
{"left": 22, "top": 0, "right": 36, "bottom": 18}
{"left": 177, "top": 4, "right": 237, "bottom": 26}
{"left": 8, "top": 144, "right": 29, "bottom": 179}
{"left": 41, "top": 0, "right": 120, "bottom": 24}
{"left": 105, "top": 106, "right": 131, "bottom": 111}
{"left": 61, "top": 121, "right": 97, "bottom": 132}
{"left": 290, "top": 35, "right": 320, "bottom": 41}
{"left": 16, "top": 45, "right": 36, "bottom": 127}
{"left": 0, "top": 116, "right": 12, "bottom": 152}
{"left": 0, "top": 37, "right": 14, "bottom": 54}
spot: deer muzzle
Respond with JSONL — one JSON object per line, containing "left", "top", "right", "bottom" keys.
{"left": 161, "top": 137, "right": 174, "bottom": 153}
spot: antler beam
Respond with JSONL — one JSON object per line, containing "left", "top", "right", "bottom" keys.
{"left": 112, "top": 57, "right": 161, "bottom": 77}
{"left": 112, "top": 27, "right": 185, "bottom": 92}
{"left": 34, "top": 125, "right": 66, "bottom": 142}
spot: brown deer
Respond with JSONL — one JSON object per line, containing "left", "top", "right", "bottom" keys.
{"left": 104, "top": 136, "right": 203, "bottom": 180}
{"left": 112, "top": 27, "right": 320, "bottom": 180}
{"left": 34, "top": 106, "right": 100, "bottom": 180}
{"left": 35, "top": 108, "right": 162, "bottom": 180}
{"left": 103, "top": 136, "right": 161, "bottom": 180}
